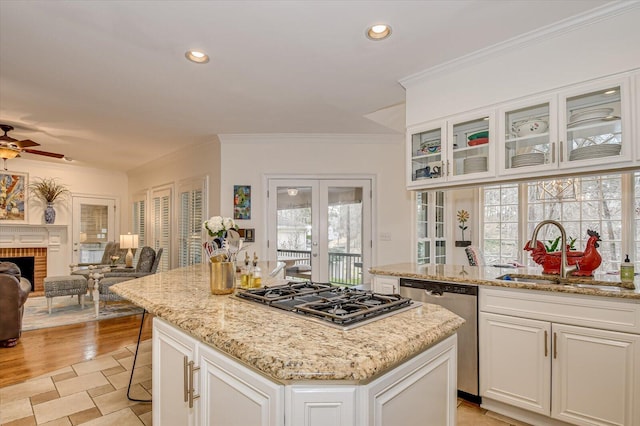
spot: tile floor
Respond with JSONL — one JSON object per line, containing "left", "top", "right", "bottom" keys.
{"left": 1, "top": 339, "right": 529, "bottom": 425}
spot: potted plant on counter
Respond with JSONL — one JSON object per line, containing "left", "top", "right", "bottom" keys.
{"left": 29, "top": 177, "right": 70, "bottom": 224}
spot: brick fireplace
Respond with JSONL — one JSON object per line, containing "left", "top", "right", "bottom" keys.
{"left": 0, "top": 224, "right": 67, "bottom": 294}
{"left": 0, "top": 247, "right": 47, "bottom": 292}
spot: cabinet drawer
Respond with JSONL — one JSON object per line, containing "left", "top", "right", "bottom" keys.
{"left": 479, "top": 287, "right": 640, "bottom": 334}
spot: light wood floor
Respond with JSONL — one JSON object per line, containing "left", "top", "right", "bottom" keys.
{"left": 0, "top": 313, "right": 152, "bottom": 388}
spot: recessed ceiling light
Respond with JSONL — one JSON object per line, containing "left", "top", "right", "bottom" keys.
{"left": 185, "top": 50, "right": 210, "bottom": 64}
{"left": 366, "top": 24, "right": 392, "bottom": 41}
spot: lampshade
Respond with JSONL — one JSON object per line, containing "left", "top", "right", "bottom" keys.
{"left": 119, "top": 233, "right": 139, "bottom": 249}
{"left": 120, "top": 233, "right": 139, "bottom": 268}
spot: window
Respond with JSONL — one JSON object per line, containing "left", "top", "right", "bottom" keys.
{"left": 132, "top": 193, "right": 146, "bottom": 248}
{"left": 416, "top": 191, "right": 446, "bottom": 265}
{"left": 634, "top": 172, "right": 640, "bottom": 270}
{"left": 482, "top": 184, "right": 519, "bottom": 265}
{"left": 481, "top": 172, "right": 635, "bottom": 272}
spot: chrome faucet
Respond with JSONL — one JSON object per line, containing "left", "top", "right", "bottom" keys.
{"left": 528, "top": 220, "right": 577, "bottom": 279}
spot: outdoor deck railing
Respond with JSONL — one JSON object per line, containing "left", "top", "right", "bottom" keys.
{"left": 277, "top": 249, "right": 362, "bottom": 285}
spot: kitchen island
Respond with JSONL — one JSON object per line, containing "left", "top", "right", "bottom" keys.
{"left": 111, "top": 262, "right": 464, "bottom": 426}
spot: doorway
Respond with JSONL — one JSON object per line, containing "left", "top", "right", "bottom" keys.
{"left": 71, "top": 196, "right": 117, "bottom": 265}
{"left": 268, "top": 178, "right": 372, "bottom": 285}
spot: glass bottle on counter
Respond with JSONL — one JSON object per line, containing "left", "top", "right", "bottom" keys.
{"left": 240, "top": 252, "right": 251, "bottom": 289}
{"left": 250, "top": 252, "right": 261, "bottom": 288}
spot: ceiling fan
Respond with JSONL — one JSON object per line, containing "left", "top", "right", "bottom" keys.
{"left": 0, "top": 124, "right": 65, "bottom": 170}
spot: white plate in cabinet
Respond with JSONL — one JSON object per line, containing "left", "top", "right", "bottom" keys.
{"left": 557, "top": 74, "right": 633, "bottom": 171}
{"left": 498, "top": 74, "right": 634, "bottom": 178}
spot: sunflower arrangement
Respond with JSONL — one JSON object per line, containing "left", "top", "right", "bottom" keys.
{"left": 457, "top": 210, "right": 470, "bottom": 241}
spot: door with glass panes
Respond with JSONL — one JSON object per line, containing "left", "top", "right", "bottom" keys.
{"left": 72, "top": 196, "right": 117, "bottom": 265}
{"left": 416, "top": 191, "right": 446, "bottom": 264}
{"left": 268, "top": 179, "right": 371, "bottom": 285}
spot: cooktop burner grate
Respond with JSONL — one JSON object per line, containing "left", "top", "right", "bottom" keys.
{"left": 236, "top": 281, "right": 416, "bottom": 329}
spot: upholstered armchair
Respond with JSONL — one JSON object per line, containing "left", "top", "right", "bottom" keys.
{"left": 97, "top": 247, "right": 163, "bottom": 303}
{"left": 0, "top": 262, "right": 31, "bottom": 348}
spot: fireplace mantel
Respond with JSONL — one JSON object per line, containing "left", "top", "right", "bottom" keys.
{"left": 0, "top": 224, "right": 69, "bottom": 285}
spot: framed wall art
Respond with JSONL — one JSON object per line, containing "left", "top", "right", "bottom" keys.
{"left": 0, "top": 171, "right": 28, "bottom": 222}
{"left": 233, "top": 185, "right": 251, "bottom": 220}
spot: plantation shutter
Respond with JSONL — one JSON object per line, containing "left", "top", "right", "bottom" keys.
{"left": 177, "top": 178, "right": 206, "bottom": 267}
{"left": 152, "top": 187, "right": 172, "bottom": 272}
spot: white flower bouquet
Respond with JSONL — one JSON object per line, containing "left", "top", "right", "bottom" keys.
{"left": 203, "top": 216, "right": 238, "bottom": 239}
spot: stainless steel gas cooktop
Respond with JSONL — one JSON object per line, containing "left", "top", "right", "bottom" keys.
{"left": 235, "top": 281, "right": 417, "bottom": 330}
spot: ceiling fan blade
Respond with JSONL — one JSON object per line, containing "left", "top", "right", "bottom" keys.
{"left": 16, "top": 139, "right": 40, "bottom": 148}
{"left": 22, "top": 148, "right": 65, "bottom": 159}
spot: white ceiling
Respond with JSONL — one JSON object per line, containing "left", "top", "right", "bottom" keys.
{"left": 0, "top": 0, "right": 611, "bottom": 171}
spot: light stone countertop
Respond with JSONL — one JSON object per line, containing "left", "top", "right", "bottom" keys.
{"left": 110, "top": 262, "right": 465, "bottom": 384}
{"left": 369, "top": 263, "right": 640, "bottom": 300}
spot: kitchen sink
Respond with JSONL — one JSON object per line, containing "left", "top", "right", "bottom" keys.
{"left": 496, "top": 274, "right": 561, "bottom": 285}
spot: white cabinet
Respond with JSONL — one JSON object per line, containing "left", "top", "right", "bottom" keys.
{"left": 153, "top": 317, "right": 199, "bottom": 426}
{"left": 408, "top": 70, "right": 638, "bottom": 190}
{"left": 198, "top": 343, "right": 282, "bottom": 426}
{"left": 479, "top": 312, "right": 551, "bottom": 415}
{"left": 479, "top": 288, "right": 640, "bottom": 426}
{"left": 498, "top": 75, "right": 633, "bottom": 177}
{"left": 372, "top": 275, "right": 399, "bottom": 294}
{"left": 154, "top": 318, "right": 282, "bottom": 426}
{"left": 154, "top": 317, "right": 458, "bottom": 426}
{"left": 407, "top": 110, "right": 496, "bottom": 188}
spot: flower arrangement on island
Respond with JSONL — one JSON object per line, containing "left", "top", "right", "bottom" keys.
{"left": 203, "top": 216, "right": 238, "bottom": 239}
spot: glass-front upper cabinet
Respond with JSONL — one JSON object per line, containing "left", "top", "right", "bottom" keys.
{"left": 407, "top": 111, "right": 495, "bottom": 188}
{"left": 560, "top": 76, "right": 631, "bottom": 167}
{"left": 407, "top": 122, "right": 445, "bottom": 187}
{"left": 498, "top": 94, "right": 558, "bottom": 175}
{"left": 448, "top": 112, "right": 494, "bottom": 181}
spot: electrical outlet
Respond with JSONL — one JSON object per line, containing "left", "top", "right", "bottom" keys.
{"left": 380, "top": 232, "right": 392, "bottom": 241}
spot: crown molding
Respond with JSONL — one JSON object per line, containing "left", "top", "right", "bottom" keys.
{"left": 399, "top": 1, "right": 639, "bottom": 88}
{"left": 218, "top": 133, "right": 401, "bottom": 145}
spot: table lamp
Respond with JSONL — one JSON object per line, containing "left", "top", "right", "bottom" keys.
{"left": 119, "top": 233, "right": 139, "bottom": 268}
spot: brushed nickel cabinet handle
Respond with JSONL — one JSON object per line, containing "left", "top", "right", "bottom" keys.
{"left": 544, "top": 330, "right": 548, "bottom": 357}
{"left": 553, "top": 332, "right": 558, "bottom": 359}
{"left": 183, "top": 356, "right": 189, "bottom": 403}
{"left": 188, "top": 360, "right": 200, "bottom": 409}
{"left": 560, "top": 141, "right": 564, "bottom": 162}
{"left": 551, "top": 142, "right": 556, "bottom": 163}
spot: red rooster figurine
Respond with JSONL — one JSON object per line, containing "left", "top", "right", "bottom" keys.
{"left": 524, "top": 230, "right": 602, "bottom": 277}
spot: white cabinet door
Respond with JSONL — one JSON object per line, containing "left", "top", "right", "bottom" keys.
{"left": 198, "top": 343, "right": 283, "bottom": 426}
{"left": 286, "top": 386, "right": 357, "bottom": 426}
{"left": 479, "top": 312, "right": 551, "bottom": 415}
{"left": 372, "top": 276, "right": 399, "bottom": 294}
{"left": 153, "top": 317, "right": 199, "bottom": 426}
{"left": 552, "top": 323, "right": 640, "bottom": 426}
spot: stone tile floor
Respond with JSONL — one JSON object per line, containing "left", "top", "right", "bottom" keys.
{"left": 1, "top": 339, "right": 529, "bottom": 425}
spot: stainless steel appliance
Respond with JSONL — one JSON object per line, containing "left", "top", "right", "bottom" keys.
{"left": 400, "top": 278, "right": 479, "bottom": 402}
{"left": 236, "top": 281, "right": 417, "bottom": 330}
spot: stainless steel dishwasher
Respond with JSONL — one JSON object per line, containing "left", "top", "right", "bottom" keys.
{"left": 399, "top": 278, "right": 479, "bottom": 402}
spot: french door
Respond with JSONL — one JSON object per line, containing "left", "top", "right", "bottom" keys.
{"left": 268, "top": 178, "right": 371, "bottom": 285}
{"left": 71, "top": 196, "right": 117, "bottom": 265}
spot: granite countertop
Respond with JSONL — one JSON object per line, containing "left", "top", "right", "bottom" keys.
{"left": 111, "top": 261, "right": 464, "bottom": 384}
{"left": 369, "top": 263, "right": 640, "bottom": 300}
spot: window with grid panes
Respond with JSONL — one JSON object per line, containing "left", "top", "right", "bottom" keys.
{"left": 634, "top": 171, "right": 640, "bottom": 271}
{"left": 481, "top": 173, "right": 632, "bottom": 273}
{"left": 416, "top": 191, "right": 446, "bottom": 265}
{"left": 482, "top": 184, "right": 519, "bottom": 265}
{"left": 526, "top": 174, "right": 622, "bottom": 272}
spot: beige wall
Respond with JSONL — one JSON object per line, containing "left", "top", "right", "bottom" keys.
{"left": 218, "top": 134, "right": 412, "bottom": 269}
